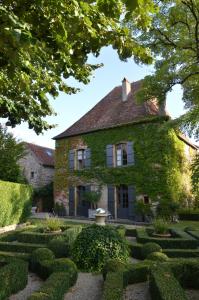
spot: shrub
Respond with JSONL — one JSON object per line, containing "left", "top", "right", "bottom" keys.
{"left": 150, "top": 264, "right": 187, "bottom": 300}
{"left": 50, "top": 258, "right": 78, "bottom": 286}
{"left": 28, "top": 272, "right": 72, "bottom": 300}
{"left": 72, "top": 224, "right": 129, "bottom": 271}
{"left": 0, "top": 241, "right": 46, "bottom": 253}
{"left": 0, "top": 180, "right": 32, "bottom": 227}
{"left": 0, "top": 258, "right": 28, "bottom": 300}
{"left": 64, "top": 226, "right": 82, "bottom": 246}
{"left": 102, "top": 272, "right": 123, "bottom": 300}
{"left": 44, "top": 217, "right": 62, "bottom": 232}
{"left": 178, "top": 208, "right": 199, "bottom": 221}
{"left": 102, "top": 259, "right": 127, "bottom": 280}
{"left": 142, "top": 242, "right": 162, "bottom": 259}
{"left": 116, "top": 225, "right": 126, "bottom": 237}
{"left": 153, "top": 219, "right": 169, "bottom": 234}
{"left": 30, "top": 248, "right": 55, "bottom": 272}
{"left": 125, "top": 228, "right": 137, "bottom": 237}
{"left": 147, "top": 252, "right": 169, "bottom": 262}
{"left": 48, "top": 237, "right": 70, "bottom": 258}
{"left": 18, "top": 231, "right": 64, "bottom": 244}
{"left": 128, "top": 242, "right": 143, "bottom": 259}
{"left": 163, "top": 249, "right": 199, "bottom": 258}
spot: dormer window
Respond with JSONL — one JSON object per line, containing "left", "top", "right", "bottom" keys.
{"left": 77, "top": 149, "right": 86, "bottom": 169}
{"left": 116, "top": 143, "right": 127, "bottom": 166}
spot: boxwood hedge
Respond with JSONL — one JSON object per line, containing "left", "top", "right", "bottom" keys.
{"left": 0, "top": 241, "right": 46, "bottom": 253}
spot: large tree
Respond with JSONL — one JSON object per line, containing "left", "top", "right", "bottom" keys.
{"left": 0, "top": 0, "right": 156, "bottom": 133}
{"left": 0, "top": 125, "right": 25, "bottom": 183}
{"left": 135, "top": 0, "right": 199, "bottom": 140}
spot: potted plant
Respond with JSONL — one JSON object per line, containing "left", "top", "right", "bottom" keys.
{"left": 84, "top": 189, "right": 102, "bottom": 219}
{"left": 152, "top": 218, "right": 171, "bottom": 237}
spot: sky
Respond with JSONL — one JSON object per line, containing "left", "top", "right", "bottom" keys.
{"left": 2, "top": 46, "right": 195, "bottom": 149}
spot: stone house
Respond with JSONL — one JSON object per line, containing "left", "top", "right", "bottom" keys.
{"left": 19, "top": 143, "right": 54, "bottom": 189}
{"left": 54, "top": 78, "right": 197, "bottom": 220}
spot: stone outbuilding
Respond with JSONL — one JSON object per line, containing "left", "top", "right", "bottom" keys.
{"left": 19, "top": 143, "right": 54, "bottom": 189}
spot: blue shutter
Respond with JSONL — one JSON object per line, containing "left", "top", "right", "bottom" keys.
{"left": 85, "top": 148, "right": 91, "bottom": 168}
{"left": 108, "top": 185, "right": 115, "bottom": 218}
{"left": 69, "top": 150, "right": 75, "bottom": 170}
{"left": 106, "top": 145, "right": 113, "bottom": 167}
{"left": 69, "top": 187, "right": 75, "bottom": 216}
{"left": 127, "top": 142, "right": 134, "bottom": 165}
{"left": 128, "top": 186, "right": 136, "bottom": 219}
{"left": 85, "top": 185, "right": 91, "bottom": 193}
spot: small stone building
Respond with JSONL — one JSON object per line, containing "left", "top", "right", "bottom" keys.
{"left": 53, "top": 78, "right": 197, "bottom": 220}
{"left": 19, "top": 143, "right": 54, "bottom": 189}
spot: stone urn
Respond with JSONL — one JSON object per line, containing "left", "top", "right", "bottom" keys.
{"left": 95, "top": 208, "right": 108, "bottom": 226}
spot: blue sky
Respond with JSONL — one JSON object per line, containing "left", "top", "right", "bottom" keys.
{"left": 5, "top": 46, "right": 194, "bottom": 149}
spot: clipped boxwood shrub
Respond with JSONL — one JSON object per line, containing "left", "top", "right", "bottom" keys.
{"left": 18, "top": 231, "right": 64, "bottom": 244}
{"left": 0, "top": 180, "right": 32, "bottom": 227}
{"left": 72, "top": 224, "right": 129, "bottom": 271}
{"left": 63, "top": 226, "right": 82, "bottom": 246}
{"left": 147, "top": 252, "right": 169, "bottom": 262}
{"left": 0, "top": 241, "right": 46, "bottom": 253}
{"left": 123, "top": 262, "right": 150, "bottom": 286}
{"left": 142, "top": 242, "right": 162, "bottom": 259}
{"left": 102, "top": 272, "right": 123, "bottom": 300}
{"left": 163, "top": 249, "right": 199, "bottom": 258}
{"left": 0, "top": 258, "right": 28, "bottom": 300}
{"left": 30, "top": 248, "right": 55, "bottom": 272}
{"left": 28, "top": 272, "right": 72, "bottom": 300}
{"left": 102, "top": 259, "right": 127, "bottom": 280}
{"left": 116, "top": 225, "right": 126, "bottom": 237}
{"left": 50, "top": 258, "right": 78, "bottom": 286}
{"left": 128, "top": 242, "right": 143, "bottom": 259}
{"left": 48, "top": 237, "right": 70, "bottom": 258}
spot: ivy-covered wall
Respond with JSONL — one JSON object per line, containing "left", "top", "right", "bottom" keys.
{"left": 54, "top": 117, "right": 193, "bottom": 207}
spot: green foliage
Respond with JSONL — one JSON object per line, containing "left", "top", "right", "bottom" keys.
{"left": 150, "top": 264, "right": 187, "bottom": 300}
{"left": 54, "top": 202, "right": 67, "bottom": 217}
{"left": 102, "top": 272, "right": 123, "bottom": 300}
{"left": 72, "top": 224, "right": 129, "bottom": 271}
{"left": 147, "top": 252, "right": 169, "bottom": 262}
{"left": 141, "top": 242, "right": 162, "bottom": 259}
{"left": 116, "top": 225, "right": 126, "bottom": 237}
{"left": 157, "top": 200, "right": 180, "bottom": 220}
{"left": 0, "top": 258, "right": 28, "bottom": 300}
{"left": 128, "top": 242, "right": 143, "bottom": 259}
{"left": 124, "top": 262, "right": 150, "bottom": 285}
{"left": 50, "top": 258, "right": 78, "bottom": 286}
{"left": 18, "top": 231, "right": 64, "bottom": 244}
{"left": 163, "top": 249, "right": 199, "bottom": 258}
{"left": 0, "top": 126, "right": 25, "bottom": 183}
{"left": 0, "top": 180, "right": 32, "bottom": 227}
{"left": 137, "top": 228, "right": 198, "bottom": 249}
{"left": 48, "top": 237, "right": 70, "bottom": 258}
{"left": 135, "top": 201, "right": 153, "bottom": 220}
{"left": 44, "top": 217, "right": 62, "bottom": 232}
{"left": 0, "top": 0, "right": 156, "bottom": 133}
{"left": 102, "top": 258, "right": 127, "bottom": 280}
{"left": 83, "top": 189, "right": 101, "bottom": 209}
{"left": 33, "top": 182, "right": 54, "bottom": 213}
{"left": 136, "top": 1, "right": 199, "bottom": 140}
{"left": 153, "top": 218, "right": 169, "bottom": 234}
{"left": 63, "top": 226, "right": 83, "bottom": 246}
{"left": 28, "top": 272, "right": 73, "bottom": 300}
{"left": 178, "top": 208, "right": 199, "bottom": 221}
{"left": 191, "top": 153, "right": 199, "bottom": 202}
{"left": 30, "top": 248, "right": 55, "bottom": 272}
{"left": 0, "top": 241, "right": 46, "bottom": 253}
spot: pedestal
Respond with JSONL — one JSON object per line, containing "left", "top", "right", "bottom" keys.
{"left": 95, "top": 213, "right": 108, "bottom": 226}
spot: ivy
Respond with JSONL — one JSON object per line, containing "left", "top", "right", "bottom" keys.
{"left": 55, "top": 117, "right": 193, "bottom": 203}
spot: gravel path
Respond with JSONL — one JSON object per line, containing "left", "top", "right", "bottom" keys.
{"left": 64, "top": 272, "right": 103, "bottom": 300}
{"left": 123, "top": 281, "right": 151, "bottom": 300}
{"left": 185, "top": 289, "right": 199, "bottom": 300}
{"left": 9, "top": 272, "right": 43, "bottom": 300}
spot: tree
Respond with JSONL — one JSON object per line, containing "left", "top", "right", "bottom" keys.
{"left": 0, "top": 0, "right": 156, "bottom": 134}
{"left": 0, "top": 125, "right": 25, "bottom": 182}
{"left": 191, "top": 153, "right": 199, "bottom": 204}
{"left": 135, "top": 0, "right": 199, "bottom": 140}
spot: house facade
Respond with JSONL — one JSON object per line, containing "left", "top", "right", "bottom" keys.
{"left": 19, "top": 143, "right": 55, "bottom": 189}
{"left": 54, "top": 79, "right": 197, "bottom": 220}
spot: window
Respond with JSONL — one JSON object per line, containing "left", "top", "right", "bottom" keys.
{"left": 117, "top": 185, "right": 129, "bottom": 208}
{"left": 116, "top": 143, "right": 127, "bottom": 166}
{"left": 77, "top": 149, "right": 86, "bottom": 169}
{"left": 30, "top": 171, "right": 34, "bottom": 179}
{"left": 143, "top": 195, "right": 149, "bottom": 204}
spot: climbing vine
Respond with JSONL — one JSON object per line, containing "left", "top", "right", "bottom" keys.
{"left": 54, "top": 116, "right": 193, "bottom": 204}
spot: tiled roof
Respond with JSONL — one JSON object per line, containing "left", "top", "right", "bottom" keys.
{"left": 25, "top": 143, "right": 55, "bottom": 167}
{"left": 54, "top": 80, "right": 161, "bottom": 140}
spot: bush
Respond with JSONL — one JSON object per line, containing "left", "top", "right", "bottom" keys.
{"left": 116, "top": 225, "right": 126, "bottom": 237}
{"left": 147, "top": 252, "right": 169, "bottom": 262}
{"left": 102, "top": 272, "right": 123, "bottom": 300}
{"left": 178, "top": 208, "right": 199, "bottom": 221}
{"left": 72, "top": 224, "right": 129, "bottom": 271}
{"left": 123, "top": 262, "right": 150, "bottom": 286}
{"left": 163, "top": 248, "right": 199, "bottom": 258}
{"left": 128, "top": 242, "right": 143, "bottom": 259}
{"left": 0, "top": 258, "right": 28, "bottom": 300}
{"left": 48, "top": 237, "right": 70, "bottom": 258}
{"left": 0, "top": 241, "right": 46, "bottom": 253}
{"left": 28, "top": 272, "right": 72, "bottom": 300}
{"left": 125, "top": 228, "right": 137, "bottom": 237}
{"left": 44, "top": 217, "right": 62, "bottom": 232}
{"left": 30, "top": 248, "right": 55, "bottom": 272}
{"left": 63, "top": 226, "right": 82, "bottom": 246}
{"left": 0, "top": 180, "right": 32, "bottom": 227}
{"left": 18, "top": 231, "right": 64, "bottom": 244}
{"left": 142, "top": 242, "right": 162, "bottom": 259}
{"left": 102, "top": 259, "right": 127, "bottom": 280}
{"left": 50, "top": 258, "right": 78, "bottom": 286}
{"left": 153, "top": 219, "right": 169, "bottom": 234}
{"left": 150, "top": 264, "right": 187, "bottom": 300}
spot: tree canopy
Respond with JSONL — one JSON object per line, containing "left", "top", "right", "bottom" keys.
{"left": 135, "top": 0, "right": 199, "bottom": 140}
{"left": 0, "top": 125, "right": 25, "bottom": 183}
{"left": 0, "top": 0, "right": 157, "bottom": 133}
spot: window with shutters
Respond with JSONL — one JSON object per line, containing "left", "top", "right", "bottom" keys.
{"left": 117, "top": 185, "right": 129, "bottom": 208}
{"left": 116, "top": 143, "right": 128, "bottom": 166}
{"left": 77, "top": 149, "right": 86, "bottom": 169}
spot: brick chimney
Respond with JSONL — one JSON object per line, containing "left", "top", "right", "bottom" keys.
{"left": 122, "top": 77, "right": 131, "bottom": 101}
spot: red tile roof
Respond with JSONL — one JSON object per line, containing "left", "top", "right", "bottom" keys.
{"left": 25, "top": 143, "right": 54, "bottom": 167}
{"left": 54, "top": 80, "right": 161, "bottom": 140}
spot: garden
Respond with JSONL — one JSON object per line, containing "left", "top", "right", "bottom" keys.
{"left": 0, "top": 216, "right": 198, "bottom": 300}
